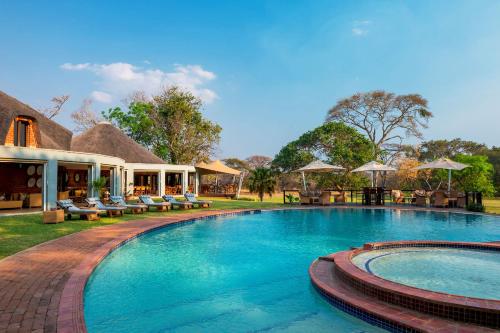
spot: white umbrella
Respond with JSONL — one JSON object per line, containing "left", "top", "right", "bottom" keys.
{"left": 294, "top": 160, "right": 345, "bottom": 191}
{"left": 352, "top": 161, "right": 396, "bottom": 187}
{"left": 412, "top": 158, "right": 469, "bottom": 191}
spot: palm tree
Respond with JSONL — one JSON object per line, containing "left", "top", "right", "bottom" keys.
{"left": 248, "top": 168, "right": 276, "bottom": 202}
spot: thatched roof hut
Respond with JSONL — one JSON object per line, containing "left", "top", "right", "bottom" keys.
{"left": 71, "top": 122, "right": 165, "bottom": 163}
{"left": 0, "top": 90, "right": 72, "bottom": 150}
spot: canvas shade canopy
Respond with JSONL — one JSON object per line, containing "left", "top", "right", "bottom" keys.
{"left": 412, "top": 157, "right": 469, "bottom": 191}
{"left": 294, "top": 160, "right": 345, "bottom": 191}
{"left": 195, "top": 160, "right": 243, "bottom": 197}
{"left": 352, "top": 161, "right": 396, "bottom": 187}
{"left": 195, "top": 160, "right": 241, "bottom": 176}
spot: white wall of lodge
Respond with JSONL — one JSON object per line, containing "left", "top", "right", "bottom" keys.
{"left": 0, "top": 145, "right": 197, "bottom": 211}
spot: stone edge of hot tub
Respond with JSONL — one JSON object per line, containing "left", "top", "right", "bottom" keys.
{"left": 56, "top": 209, "right": 261, "bottom": 333}
{"left": 310, "top": 240, "right": 500, "bottom": 332}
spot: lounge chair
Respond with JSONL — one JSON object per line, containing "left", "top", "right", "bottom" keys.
{"left": 86, "top": 197, "right": 127, "bottom": 217}
{"left": 139, "top": 195, "right": 170, "bottom": 211}
{"left": 392, "top": 190, "right": 404, "bottom": 204}
{"left": 332, "top": 191, "right": 347, "bottom": 204}
{"left": 184, "top": 193, "right": 212, "bottom": 208}
{"left": 319, "top": 191, "right": 331, "bottom": 205}
{"left": 432, "top": 191, "right": 449, "bottom": 208}
{"left": 414, "top": 190, "right": 427, "bottom": 207}
{"left": 162, "top": 195, "right": 193, "bottom": 209}
{"left": 57, "top": 199, "right": 104, "bottom": 220}
{"left": 110, "top": 196, "right": 147, "bottom": 214}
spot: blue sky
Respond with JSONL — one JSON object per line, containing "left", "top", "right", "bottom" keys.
{"left": 1, "top": 0, "right": 499, "bottom": 159}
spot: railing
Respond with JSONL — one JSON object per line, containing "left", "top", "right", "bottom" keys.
{"left": 282, "top": 188, "right": 482, "bottom": 207}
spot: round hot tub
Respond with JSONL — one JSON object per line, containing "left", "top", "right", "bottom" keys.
{"left": 352, "top": 246, "right": 500, "bottom": 300}
{"left": 310, "top": 241, "right": 500, "bottom": 331}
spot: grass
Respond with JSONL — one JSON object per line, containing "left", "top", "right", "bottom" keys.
{"left": 0, "top": 197, "right": 282, "bottom": 260}
{"left": 484, "top": 198, "right": 500, "bottom": 214}
{"left": 1, "top": 196, "right": 498, "bottom": 260}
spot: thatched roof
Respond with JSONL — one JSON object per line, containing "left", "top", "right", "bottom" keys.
{"left": 71, "top": 122, "right": 165, "bottom": 163}
{"left": 0, "top": 90, "right": 72, "bottom": 150}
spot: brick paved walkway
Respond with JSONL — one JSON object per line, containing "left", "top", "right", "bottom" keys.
{"left": 0, "top": 210, "right": 249, "bottom": 333}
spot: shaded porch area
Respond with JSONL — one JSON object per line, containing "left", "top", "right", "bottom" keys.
{"left": 196, "top": 160, "right": 241, "bottom": 198}
{"left": 165, "top": 172, "right": 182, "bottom": 195}
{"left": 0, "top": 161, "right": 44, "bottom": 212}
{"left": 133, "top": 172, "right": 159, "bottom": 196}
{"left": 57, "top": 162, "right": 91, "bottom": 204}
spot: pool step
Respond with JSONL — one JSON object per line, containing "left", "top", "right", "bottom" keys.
{"left": 309, "top": 257, "right": 497, "bottom": 333}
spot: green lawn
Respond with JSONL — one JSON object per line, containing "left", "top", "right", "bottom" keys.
{"left": 0, "top": 198, "right": 282, "bottom": 260}
{"left": 484, "top": 198, "right": 500, "bottom": 214}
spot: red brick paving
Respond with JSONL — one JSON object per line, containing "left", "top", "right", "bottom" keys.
{"left": 0, "top": 210, "right": 250, "bottom": 333}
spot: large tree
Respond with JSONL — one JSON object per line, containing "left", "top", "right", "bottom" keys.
{"left": 484, "top": 147, "right": 500, "bottom": 196}
{"left": 416, "top": 138, "right": 487, "bottom": 161}
{"left": 103, "top": 87, "right": 222, "bottom": 164}
{"left": 326, "top": 91, "right": 432, "bottom": 160}
{"left": 452, "top": 154, "right": 495, "bottom": 196}
{"left": 246, "top": 155, "right": 272, "bottom": 169}
{"left": 272, "top": 122, "right": 374, "bottom": 189}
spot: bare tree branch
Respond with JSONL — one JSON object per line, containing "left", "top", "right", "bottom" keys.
{"left": 71, "top": 99, "right": 102, "bottom": 133}
{"left": 326, "top": 90, "right": 433, "bottom": 159}
{"left": 38, "top": 95, "right": 70, "bottom": 119}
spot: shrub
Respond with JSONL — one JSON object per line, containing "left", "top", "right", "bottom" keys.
{"left": 466, "top": 203, "right": 485, "bottom": 213}
{"left": 233, "top": 197, "right": 256, "bottom": 201}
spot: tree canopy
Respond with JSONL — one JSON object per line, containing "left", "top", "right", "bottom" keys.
{"left": 415, "top": 138, "right": 487, "bottom": 161}
{"left": 452, "top": 154, "right": 495, "bottom": 196}
{"left": 272, "top": 122, "right": 374, "bottom": 188}
{"left": 484, "top": 147, "right": 500, "bottom": 196}
{"left": 326, "top": 91, "right": 432, "bottom": 160}
{"left": 103, "top": 86, "right": 222, "bottom": 164}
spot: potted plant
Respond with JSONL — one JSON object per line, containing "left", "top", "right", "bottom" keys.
{"left": 285, "top": 193, "right": 298, "bottom": 204}
{"left": 91, "top": 176, "right": 108, "bottom": 199}
{"left": 125, "top": 182, "right": 134, "bottom": 200}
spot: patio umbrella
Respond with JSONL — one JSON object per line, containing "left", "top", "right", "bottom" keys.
{"left": 352, "top": 161, "right": 396, "bottom": 187}
{"left": 412, "top": 158, "right": 469, "bottom": 191}
{"left": 294, "top": 160, "right": 345, "bottom": 191}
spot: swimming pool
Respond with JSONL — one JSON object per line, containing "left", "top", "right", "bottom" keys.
{"left": 84, "top": 209, "right": 500, "bottom": 332}
{"left": 352, "top": 247, "right": 500, "bottom": 300}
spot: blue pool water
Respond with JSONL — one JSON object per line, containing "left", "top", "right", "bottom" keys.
{"left": 84, "top": 209, "right": 500, "bottom": 332}
{"left": 352, "top": 247, "right": 500, "bottom": 300}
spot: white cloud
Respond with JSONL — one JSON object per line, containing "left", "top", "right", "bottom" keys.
{"left": 60, "top": 62, "right": 218, "bottom": 104}
{"left": 90, "top": 90, "right": 113, "bottom": 103}
{"left": 352, "top": 28, "right": 367, "bottom": 36}
{"left": 60, "top": 62, "right": 91, "bottom": 70}
{"left": 352, "top": 20, "right": 372, "bottom": 37}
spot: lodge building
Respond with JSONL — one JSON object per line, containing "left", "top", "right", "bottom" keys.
{"left": 0, "top": 90, "right": 197, "bottom": 212}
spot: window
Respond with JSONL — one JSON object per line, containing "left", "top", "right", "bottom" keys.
{"left": 14, "top": 120, "right": 29, "bottom": 147}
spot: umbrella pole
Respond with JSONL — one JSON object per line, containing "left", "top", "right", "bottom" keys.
{"left": 371, "top": 171, "right": 374, "bottom": 187}
{"left": 301, "top": 172, "right": 307, "bottom": 192}
{"left": 448, "top": 169, "right": 451, "bottom": 192}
